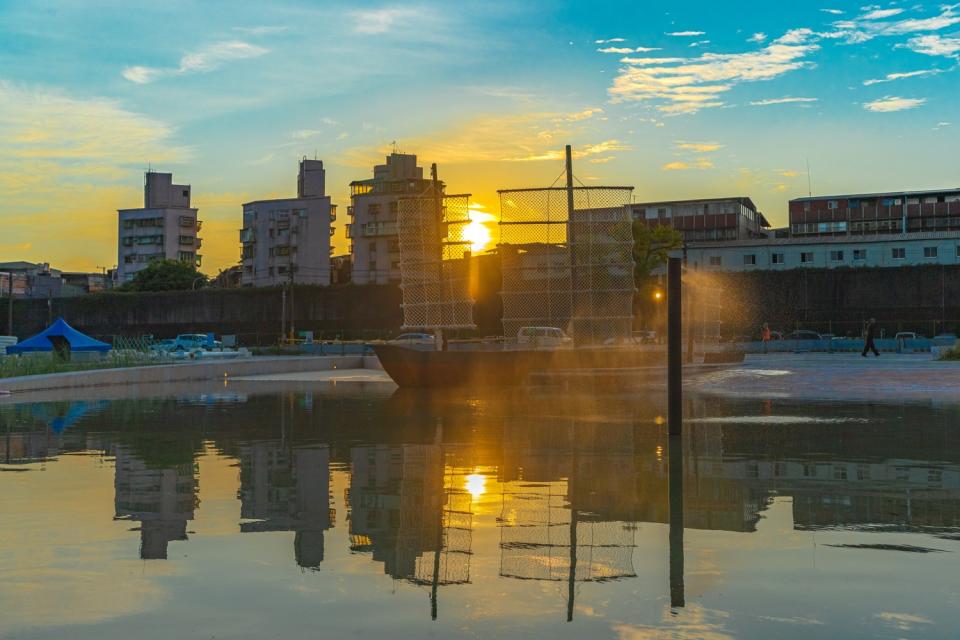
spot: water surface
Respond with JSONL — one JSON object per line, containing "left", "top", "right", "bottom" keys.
{"left": 2, "top": 383, "right": 959, "bottom": 638}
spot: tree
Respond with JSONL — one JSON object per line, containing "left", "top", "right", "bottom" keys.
{"left": 120, "top": 259, "right": 208, "bottom": 292}
{"left": 632, "top": 222, "right": 683, "bottom": 330}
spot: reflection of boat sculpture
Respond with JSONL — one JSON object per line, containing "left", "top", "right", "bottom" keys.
{"left": 374, "top": 344, "right": 744, "bottom": 388}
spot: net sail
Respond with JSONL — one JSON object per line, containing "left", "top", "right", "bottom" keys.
{"left": 498, "top": 186, "right": 635, "bottom": 344}
{"left": 398, "top": 193, "right": 476, "bottom": 330}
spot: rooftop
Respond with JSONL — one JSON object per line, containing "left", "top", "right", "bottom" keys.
{"left": 790, "top": 187, "right": 960, "bottom": 203}
{"left": 688, "top": 229, "right": 960, "bottom": 249}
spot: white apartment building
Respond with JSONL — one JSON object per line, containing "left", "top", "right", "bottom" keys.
{"left": 240, "top": 159, "right": 334, "bottom": 287}
{"left": 347, "top": 153, "right": 438, "bottom": 284}
{"left": 685, "top": 231, "right": 960, "bottom": 272}
{"left": 117, "top": 171, "right": 201, "bottom": 282}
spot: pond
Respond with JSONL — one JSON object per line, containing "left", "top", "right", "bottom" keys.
{"left": 1, "top": 381, "right": 958, "bottom": 639}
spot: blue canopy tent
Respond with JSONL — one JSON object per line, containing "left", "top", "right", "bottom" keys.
{"left": 7, "top": 318, "right": 110, "bottom": 356}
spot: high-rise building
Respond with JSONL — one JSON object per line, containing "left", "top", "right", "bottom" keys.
{"left": 117, "top": 171, "right": 202, "bottom": 283}
{"left": 347, "top": 153, "right": 440, "bottom": 284}
{"left": 240, "top": 159, "right": 335, "bottom": 287}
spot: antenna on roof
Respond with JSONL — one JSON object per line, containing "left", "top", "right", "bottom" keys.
{"left": 806, "top": 158, "right": 812, "bottom": 197}
{"left": 391, "top": 140, "right": 399, "bottom": 154}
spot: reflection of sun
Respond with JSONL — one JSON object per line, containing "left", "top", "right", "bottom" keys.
{"left": 465, "top": 473, "right": 486, "bottom": 499}
{"left": 464, "top": 205, "right": 495, "bottom": 253}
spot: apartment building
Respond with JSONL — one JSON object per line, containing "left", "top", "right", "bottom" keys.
{"left": 117, "top": 171, "right": 201, "bottom": 282}
{"left": 789, "top": 188, "right": 960, "bottom": 237}
{"left": 240, "top": 159, "right": 334, "bottom": 287}
{"left": 347, "top": 153, "right": 439, "bottom": 284}
{"left": 630, "top": 197, "right": 769, "bottom": 243}
{"left": 686, "top": 231, "right": 960, "bottom": 272}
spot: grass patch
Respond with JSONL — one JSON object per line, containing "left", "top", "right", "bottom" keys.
{"left": 0, "top": 350, "right": 171, "bottom": 380}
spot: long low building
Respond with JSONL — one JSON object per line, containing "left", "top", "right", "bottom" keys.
{"left": 685, "top": 231, "right": 960, "bottom": 272}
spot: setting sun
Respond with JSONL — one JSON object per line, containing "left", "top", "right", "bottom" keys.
{"left": 463, "top": 204, "right": 495, "bottom": 253}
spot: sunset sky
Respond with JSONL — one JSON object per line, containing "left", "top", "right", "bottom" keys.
{"left": 1, "top": 1, "right": 958, "bottom": 273}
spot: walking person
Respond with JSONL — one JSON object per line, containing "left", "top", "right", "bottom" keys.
{"left": 862, "top": 318, "right": 880, "bottom": 357}
{"left": 761, "top": 323, "right": 772, "bottom": 354}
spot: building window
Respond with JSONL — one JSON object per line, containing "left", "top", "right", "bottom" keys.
{"left": 892, "top": 247, "right": 906, "bottom": 259}
{"left": 743, "top": 254, "right": 756, "bottom": 266}
{"left": 177, "top": 251, "right": 195, "bottom": 262}
{"left": 924, "top": 246, "right": 938, "bottom": 258}
{"left": 827, "top": 200, "right": 838, "bottom": 210}
{"left": 853, "top": 249, "right": 866, "bottom": 261}
{"left": 708, "top": 256, "right": 722, "bottom": 267}
{"left": 800, "top": 252, "right": 813, "bottom": 264}
{"left": 830, "top": 250, "right": 844, "bottom": 262}
{"left": 772, "top": 253, "right": 785, "bottom": 265}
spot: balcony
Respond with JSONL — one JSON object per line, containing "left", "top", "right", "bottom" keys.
{"left": 330, "top": 205, "right": 337, "bottom": 222}
{"left": 240, "top": 227, "right": 254, "bottom": 243}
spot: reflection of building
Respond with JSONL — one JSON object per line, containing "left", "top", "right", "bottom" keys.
{"left": 237, "top": 442, "right": 332, "bottom": 568}
{"left": 349, "top": 444, "right": 471, "bottom": 586}
{"left": 0, "top": 430, "right": 61, "bottom": 464}
{"left": 113, "top": 445, "right": 197, "bottom": 560}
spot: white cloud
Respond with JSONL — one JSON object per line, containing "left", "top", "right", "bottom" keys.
{"left": 595, "top": 38, "right": 626, "bottom": 44}
{"left": 748, "top": 32, "right": 768, "bottom": 43}
{"left": 662, "top": 158, "right": 714, "bottom": 170}
{"left": 934, "top": 121, "right": 952, "bottom": 130}
{"left": 863, "top": 69, "right": 943, "bottom": 85}
{"left": 821, "top": 8, "right": 844, "bottom": 15}
{"left": 689, "top": 40, "right": 711, "bottom": 47}
{"left": 902, "top": 34, "right": 960, "bottom": 57}
{"left": 750, "top": 96, "right": 819, "bottom": 105}
{"left": 609, "top": 33, "right": 819, "bottom": 113}
{"left": 830, "top": 5, "right": 960, "bottom": 43}
{"left": 675, "top": 141, "right": 723, "bottom": 152}
{"left": 863, "top": 95, "right": 926, "bottom": 112}
{"left": 860, "top": 8, "right": 905, "bottom": 21}
{"left": 352, "top": 8, "right": 419, "bottom": 34}
{"left": 122, "top": 40, "right": 268, "bottom": 84}
{"left": 233, "top": 26, "right": 289, "bottom": 35}
{"left": 598, "top": 47, "right": 634, "bottom": 54}
{"left": 633, "top": 46, "right": 661, "bottom": 52}
{"left": 562, "top": 108, "right": 604, "bottom": 121}
{"left": 667, "top": 30, "right": 706, "bottom": 37}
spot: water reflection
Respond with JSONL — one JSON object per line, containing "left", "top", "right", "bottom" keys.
{"left": 2, "top": 389, "right": 960, "bottom": 634}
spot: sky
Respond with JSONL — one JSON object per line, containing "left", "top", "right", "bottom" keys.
{"left": 1, "top": 0, "right": 958, "bottom": 273}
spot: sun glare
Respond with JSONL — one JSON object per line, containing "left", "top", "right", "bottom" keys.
{"left": 463, "top": 205, "right": 495, "bottom": 253}
{"left": 465, "top": 473, "right": 487, "bottom": 500}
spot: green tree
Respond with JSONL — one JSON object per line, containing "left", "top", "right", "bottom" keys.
{"left": 120, "top": 259, "right": 208, "bottom": 292}
{"left": 632, "top": 222, "right": 683, "bottom": 330}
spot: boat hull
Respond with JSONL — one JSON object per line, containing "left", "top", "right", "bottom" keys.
{"left": 373, "top": 344, "right": 744, "bottom": 388}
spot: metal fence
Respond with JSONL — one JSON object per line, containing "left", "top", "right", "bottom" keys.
{"left": 498, "top": 186, "right": 634, "bottom": 344}
{"left": 397, "top": 193, "right": 475, "bottom": 331}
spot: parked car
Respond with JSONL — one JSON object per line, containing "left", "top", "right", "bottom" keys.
{"left": 171, "top": 334, "right": 220, "bottom": 351}
{"left": 390, "top": 333, "right": 435, "bottom": 345}
{"left": 517, "top": 326, "right": 572, "bottom": 347}
{"left": 787, "top": 330, "right": 822, "bottom": 341}
{"left": 632, "top": 330, "right": 657, "bottom": 344}
{"left": 769, "top": 331, "right": 784, "bottom": 341}
{"left": 894, "top": 332, "right": 918, "bottom": 341}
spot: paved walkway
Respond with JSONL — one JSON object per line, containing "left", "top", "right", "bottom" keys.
{"left": 691, "top": 352, "right": 960, "bottom": 403}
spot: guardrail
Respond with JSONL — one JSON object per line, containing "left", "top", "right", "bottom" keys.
{"left": 735, "top": 336, "right": 957, "bottom": 354}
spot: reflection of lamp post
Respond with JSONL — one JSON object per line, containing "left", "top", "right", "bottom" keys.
{"left": 653, "top": 289, "right": 664, "bottom": 342}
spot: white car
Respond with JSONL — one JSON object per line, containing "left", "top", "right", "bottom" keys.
{"left": 517, "top": 327, "right": 572, "bottom": 348}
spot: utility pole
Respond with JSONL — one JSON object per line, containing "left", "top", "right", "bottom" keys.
{"left": 6, "top": 269, "right": 13, "bottom": 337}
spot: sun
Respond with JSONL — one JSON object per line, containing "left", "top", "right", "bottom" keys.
{"left": 463, "top": 204, "right": 495, "bottom": 253}
{"left": 465, "top": 473, "right": 487, "bottom": 500}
